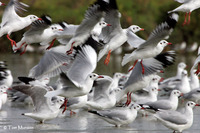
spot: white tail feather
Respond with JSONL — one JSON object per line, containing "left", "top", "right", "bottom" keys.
{"left": 121, "top": 53, "right": 132, "bottom": 66}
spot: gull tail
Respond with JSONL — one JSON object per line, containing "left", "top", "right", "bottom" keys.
{"left": 121, "top": 53, "right": 133, "bottom": 66}
{"left": 44, "top": 89, "right": 62, "bottom": 98}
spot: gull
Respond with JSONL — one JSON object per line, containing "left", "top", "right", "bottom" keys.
{"left": 189, "top": 69, "right": 199, "bottom": 90}
{"left": 88, "top": 103, "right": 142, "bottom": 127}
{"left": 154, "top": 101, "right": 200, "bottom": 133}
{"left": 66, "top": 95, "right": 88, "bottom": 114}
{"left": 12, "top": 83, "right": 64, "bottom": 123}
{"left": 141, "top": 90, "right": 182, "bottom": 111}
{"left": 116, "top": 51, "right": 176, "bottom": 105}
{"left": 65, "top": 0, "right": 109, "bottom": 54}
{"left": 86, "top": 88, "right": 120, "bottom": 110}
{"left": 98, "top": 0, "right": 144, "bottom": 65}
{"left": 183, "top": 88, "right": 200, "bottom": 103}
{"left": 57, "top": 19, "right": 111, "bottom": 45}
{"left": 121, "top": 13, "right": 179, "bottom": 70}
{"left": 28, "top": 37, "right": 100, "bottom": 80}
{"left": 159, "top": 62, "right": 187, "bottom": 90}
{"left": 168, "top": 0, "right": 200, "bottom": 25}
{"left": 177, "top": 70, "right": 191, "bottom": 94}
{"left": 0, "top": 85, "right": 9, "bottom": 104}
{"left": 132, "top": 77, "right": 161, "bottom": 104}
{"left": 0, "top": 0, "right": 41, "bottom": 47}
{"left": 0, "top": 68, "right": 13, "bottom": 87}
{"left": 13, "top": 15, "right": 64, "bottom": 55}
{"left": 191, "top": 46, "right": 200, "bottom": 75}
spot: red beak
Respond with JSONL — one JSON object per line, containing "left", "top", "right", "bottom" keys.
{"left": 38, "top": 18, "right": 42, "bottom": 20}
{"left": 157, "top": 89, "right": 161, "bottom": 91}
{"left": 140, "top": 28, "right": 144, "bottom": 31}
{"left": 1, "top": 3, "right": 6, "bottom": 6}
{"left": 167, "top": 42, "right": 172, "bottom": 45}
{"left": 107, "top": 24, "right": 111, "bottom": 26}
{"left": 98, "top": 75, "right": 104, "bottom": 78}
{"left": 159, "top": 78, "right": 164, "bottom": 82}
{"left": 59, "top": 29, "right": 64, "bottom": 31}
{"left": 195, "top": 104, "right": 200, "bottom": 106}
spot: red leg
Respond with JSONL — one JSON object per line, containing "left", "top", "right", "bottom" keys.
{"left": 104, "top": 50, "right": 112, "bottom": 65}
{"left": 20, "top": 44, "right": 28, "bottom": 55}
{"left": 14, "top": 42, "right": 26, "bottom": 52}
{"left": 195, "top": 63, "right": 200, "bottom": 75}
{"left": 70, "top": 110, "right": 76, "bottom": 116}
{"left": 125, "top": 92, "right": 130, "bottom": 105}
{"left": 60, "top": 98, "right": 68, "bottom": 114}
{"left": 187, "top": 12, "right": 191, "bottom": 25}
{"left": 66, "top": 41, "right": 75, "bottom": 55}
{"left": 7, "top": 34, "right": 17, "bottom": 47}
{"left": 182, "top": 13, "right": 188, "bottom": 26}
{"left": 140, "top": 59, "right": 145, "bottom": 74}
{"left": 46, "top": 38, "right": 56, "bottom": 50}
{"left": 128, "top": 60, "right": 138, "bottom": 72}
{"left": 127, "top": 92, "right": 132, "bottom": 105}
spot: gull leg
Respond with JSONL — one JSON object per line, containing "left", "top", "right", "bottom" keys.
{"left": 7, "top": 34, "right": 17, "bottom": 47}
{"left": 140, "top": 59, "right": 145, "bottom": 74}
{"left": 46, "top": 38, "right": 56, "bottom": 50}
{"left": 14, "top": 42, "right": 26, "bottom": 52}
{"left": 20, "top": 44, "right": 28, "bottom": 55}
{"left": 127, "top": 92, "right": 132, "bottom": 105}
{"left": 104, "top": 50, "right": 112, "bottom": 65}
{"left": 187, "top": 12, "right": 191, "bottom": 25}
{"left": 195, "top": 63, "right": 200, "bottom": 75}
{"left": 70, "top": 110, "right": 76, "bottom": 116}
{"left": 128, "top": 60, "right": 138, "bottom": 72}
{"left": 60, "top": 98, "right": 68, "bottom": 114}
{"left": 182, "top": 13, "right": 188, "bottom": 26}
{"left": 125, "top": 92, "right": 130, "bottom": 105}
{"left": 66, "top": 41, "right": 75, "bottom": 55}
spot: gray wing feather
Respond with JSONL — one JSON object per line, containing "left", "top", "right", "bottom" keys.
{"left": 127, "top": 32, "right": 145, "bottom": 48}
{"left": 12, "top": 84, "right": 51, "bottom": 112}
{"left": 67, "top": 45, "right": 97, "bottom": 86}
{"left": 156, "top": 110, "right": 188, "bottom": 125}
{"left": 2, "top": 0, "right": 28, "bottom": 26}
{"left": 124, "top": 58, "right": 163, "bottom": 89}
{"left": 29, "top": 46, "right": 72, "bottom": 79}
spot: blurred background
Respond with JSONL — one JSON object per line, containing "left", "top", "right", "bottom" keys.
{"left": 0, "top": 0, "right": 199, "bottom": 53}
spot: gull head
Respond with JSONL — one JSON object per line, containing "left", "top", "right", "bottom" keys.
{"left": 88, "top": 73, "right": 103, "bottom": 81}
{"left": 186, "top": 101, "right": 200, "bottom": 109}
{"left": 50, "top": 24, "right": 64, "bottom": 33}
{"left": 181, "top": 70, "right": 188, "bottom": 77}
{"left": 178, "top": 62, "right": 187, "bottom": 69}
{"left": 129, "top": 25, "right": 144, "bottom": 33}
{"left": 171, "top": 90, "right": 183, "bottom": 97}
{"left": 28, "top": 15, "right": 42, "bottom": 22}
{"left": 129, "top": 103, "right": 142, "bottom": 111}
{"left": 157, "top": 40, "right": 172, "bottom": 48}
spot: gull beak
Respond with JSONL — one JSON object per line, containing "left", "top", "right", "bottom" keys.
{"left": 195, "top": 104, "right": 200, "bottom": 106}
{"left": 1, "top": 3, "right": 6, "bottom": 6}
{"left": 59, "top": 29, "right": 64, "bottom": 31}
{"left": 167, "top": 42, "right": 172, "bottom": 45}
{"left": 8, "top": 88, "right": 12, "bottom": 90}
{"left": 159, "top": 78, "right": 164, "bottom": 82}
{"left": 38, "top": 18, "right": 42, "bottom": 20}
{"left": 107, "top": 24, "right": 112, "bottom": 26}
{"left": 98, "top": 75, "right": 104, "bottom": 78}
{"left": 157, "top": 89, "right": 161, "bottom": 91}
{"left": 141, "top": 107, "right": 145, "bottom": 110}
{"left": 180, "top": 93, "right": 184, "bottom": 96}
{"left": 140, "top": 28, "right": 144, "bottom": 31}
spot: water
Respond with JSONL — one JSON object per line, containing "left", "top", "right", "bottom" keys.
{"left": 0, "top": 52, "right": 199, "bottom": 133}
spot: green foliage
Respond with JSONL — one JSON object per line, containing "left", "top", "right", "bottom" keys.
{"left": 0, "top": 0, "right": 199, "bottom": 52}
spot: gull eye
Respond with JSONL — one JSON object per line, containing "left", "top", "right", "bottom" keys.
{"left": 174, "top": 92, "right": 176, "bottom": 94}
{"left": 134, "top": 107, "right": 136, "bottom": 109}
{"left": 90, "top": 75, "right": 92, "bottom": 78}
{"left": 133, "top": 28, "right": 135, "bottom": 30}
{"left": 55, "top": 27, "right": 57, "bottom": 29}
{"left": 137, "top": 27, "right": 139, "bottom": 29}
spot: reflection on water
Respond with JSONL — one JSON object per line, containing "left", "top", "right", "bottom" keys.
{"left": 0, "top": 52, "right": 199, "bottom": 133}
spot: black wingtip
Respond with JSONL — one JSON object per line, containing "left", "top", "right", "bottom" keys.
{"left": 58, "top": 21, "right": 67, "bottom": 28}
{"left": 109, "top": 0, "right": 118, "bottom": 10}
{"left": 154, "top": 51, "right": 176, "bottom": 68}
{"left": 166, "top": 13, "right": 179, "bottom": 28}
{"left": 94, "top": 0, "right": 109, "bottom": 11}
{"left": 139, "top": 104, "right": 160, "bottom": 112}
{"left": 18, "top": 77, "right": 35, "bottom": 84}
{"left": 88, "top": 110, "right": 101, "bottom": 116}
{"left": 41, "top": 15, "right": 52, "bottom": 25}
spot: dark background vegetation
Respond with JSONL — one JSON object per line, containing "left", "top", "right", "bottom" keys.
{"left": 0, "top": 0, "right": 199, "bottom": 53}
